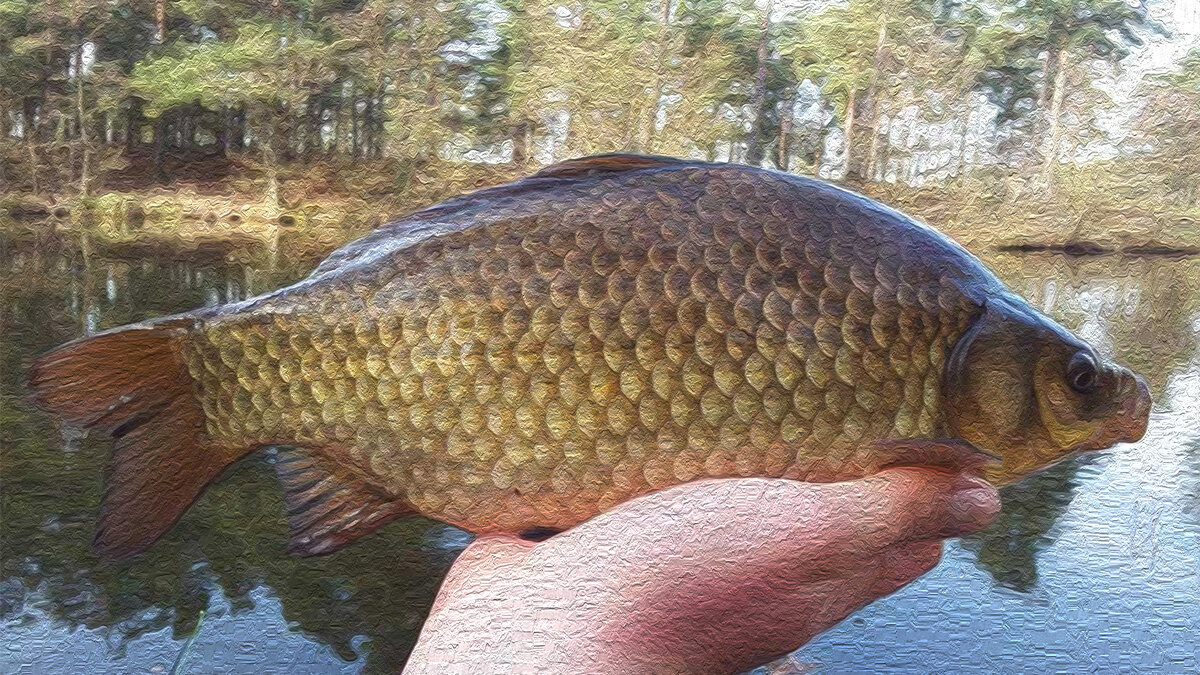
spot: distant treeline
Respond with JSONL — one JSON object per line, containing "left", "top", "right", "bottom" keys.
{"left": 0, "top": 0, "right": 1195, "bottom": 200}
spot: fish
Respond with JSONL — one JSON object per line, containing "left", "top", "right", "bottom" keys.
{"left": 27, "top": 154, "right": 1152, "bottom": 560}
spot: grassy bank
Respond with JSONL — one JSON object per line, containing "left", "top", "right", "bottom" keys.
{"left": 865, "top": 159, "right": 1200, "bottom": 254}
{"left": 0, "top": 191, "right": 365, "bottom": 264}
{"left": 4, "top": 158, "right": 1198, "bottom": 262}
{"left": 0, "top": 156, "right": 529, "bottom": 262}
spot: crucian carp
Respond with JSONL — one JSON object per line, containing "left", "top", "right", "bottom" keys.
{"left": 28, "top": 154, "right": 1151, "bottom": 559}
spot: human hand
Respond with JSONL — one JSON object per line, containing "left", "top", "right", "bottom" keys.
{"left": 404, "top": 465, "right": 999, "bottom": 675}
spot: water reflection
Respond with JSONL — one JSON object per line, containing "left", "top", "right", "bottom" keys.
{"left": 0, "top": 241, "right": 464, "bottom": 673}
{"left": 2, "top": 240, "right": 1199, "bottom": 673}
{"left": 959, "top": 253, "right": 1200, "bottom": 591}
{"left": 797, "top": 256, "right": 1200, "bottom": 673}
{"left": 959, "top": 458, "right": 1089, "bottom": 592}
{"left": 990, "top": 253, "right": 1200, "bottom": 396}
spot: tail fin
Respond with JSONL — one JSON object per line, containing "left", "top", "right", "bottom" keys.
{"left": 27, "top": 318, "right": 249, "bottom": 560}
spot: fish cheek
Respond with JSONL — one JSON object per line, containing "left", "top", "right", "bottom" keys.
{"left": 1033, "top": 350, "right": 1104, "bottom": 451}
{"left": 948, "top": 352, "right": 1036, "bottom": 454}
{"left": 944, "top": 307, "right": 1046, "bottom": 477}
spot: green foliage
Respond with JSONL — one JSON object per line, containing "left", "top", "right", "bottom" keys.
{"left": 0, "top": 0, "right": 1181, "bottom": 200}
{"left": 130, "top": 23, "right": 333, "bottom": 114}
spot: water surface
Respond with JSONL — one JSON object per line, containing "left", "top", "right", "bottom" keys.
{"left": 2, "top": 238, "right": 1198, "bottom": 673}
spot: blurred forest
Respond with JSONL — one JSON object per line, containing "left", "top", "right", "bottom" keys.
{"left": 4, "top": 4, "right": 1200, "bottom": 672}
{"left": 0, "top": 0, "right": 1198, "bottom": 249}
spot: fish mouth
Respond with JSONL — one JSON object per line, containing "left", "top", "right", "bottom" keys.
{"left": 1076, "top": 367, "right": 1152, "bottom": 453}
{"left": 1112, "top": 371, "right": 1152, "bottom": 444}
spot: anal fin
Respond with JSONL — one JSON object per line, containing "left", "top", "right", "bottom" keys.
{"left": 273, "top": 447, "right": 414, "bottom": 556}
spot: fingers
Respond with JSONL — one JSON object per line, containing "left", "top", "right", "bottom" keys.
{"left": 536, "top": 468, "right": 995, "bottom": 664}
{"left": 940, "top": 472, "right": 1002, "bottom": 536}
{"left": 842, "top": 468, "right": 1000, "bottom": 552}
{"left": 451, "top": 466, "right": 999, "bottom": 595}
{"left": 431, "top": 535, "right": 536, "bottom": 614}
{"left": 542, "top": 466, "right": 998, "bottom": 575}
{"left": 416, "top": 465, "right": 999, "bottom": 675}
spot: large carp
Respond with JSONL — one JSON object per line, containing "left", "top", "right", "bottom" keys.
{"left": 29, "top": 155, "right": 1151, "bottom": 559}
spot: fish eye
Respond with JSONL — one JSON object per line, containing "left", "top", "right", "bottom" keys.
{"left": 1066, "top": 352, "right": 1098, "bottom": 394}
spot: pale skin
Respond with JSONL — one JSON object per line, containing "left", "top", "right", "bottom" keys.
{"left": 404, "top": 465, "right": 1001, "bottom": 675}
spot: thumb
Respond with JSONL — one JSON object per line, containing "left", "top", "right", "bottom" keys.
{"left": 840, "top": 467, "right": 1001, "bottom": 554}
{"left": 569, "top": 468, "right": 999, "bottom": 674}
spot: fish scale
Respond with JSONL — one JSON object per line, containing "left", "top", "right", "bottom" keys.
{"left": 39, "top": 155, "right": 1146, "bottom": 561}
{"left": 180, "top": 164, "right": 975, "bottom": 533}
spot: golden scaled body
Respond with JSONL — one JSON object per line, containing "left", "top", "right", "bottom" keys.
{"left": 182, "top": 161, "right": 982, "bottom": 533}
{"left": 30, "top": 155, "right": 1148, "bottom": 558}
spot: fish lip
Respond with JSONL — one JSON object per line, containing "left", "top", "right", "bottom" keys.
{"left": 1118, "top": 374, "right": 1152, "bottom": 443}
{"left": 1070, "top": 370, "right": 1151, "bottom": 453}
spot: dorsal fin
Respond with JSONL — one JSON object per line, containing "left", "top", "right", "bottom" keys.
{"left": 273, "top": 447, "right": 415, "bottom": 556}
{"left": 533, "top": 154, "right": 693, "bottom": 179}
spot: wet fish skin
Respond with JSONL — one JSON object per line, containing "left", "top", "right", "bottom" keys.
{"left": 184, "top": 160, "right": 996, "bottom": 529}
{"left": 29, "top": 155, "right": 1151, "bottom": 558}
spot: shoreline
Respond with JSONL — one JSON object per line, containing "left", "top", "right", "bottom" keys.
{"left": 4, "top": 161, "right": 1199, "bottom": 262}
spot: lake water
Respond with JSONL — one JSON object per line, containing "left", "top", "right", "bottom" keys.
{"left": 2, "top": 236, "right": 1198, "bottom": 674}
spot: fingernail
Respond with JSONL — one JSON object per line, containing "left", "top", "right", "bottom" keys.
{"left": 943, "top": 474, "right": 1000, "bottom": 536}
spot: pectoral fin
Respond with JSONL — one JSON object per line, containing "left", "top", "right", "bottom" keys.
{"left": 273, "top": 447, "right": 414, "bottom": 556}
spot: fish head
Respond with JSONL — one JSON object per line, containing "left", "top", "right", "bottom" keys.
{"left": 944, "top": 296, "right": 1151, "bottom": 484}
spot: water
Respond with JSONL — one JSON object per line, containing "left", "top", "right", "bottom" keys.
{"left": 2, "top": 239, "right": 1198, "bottom": 673}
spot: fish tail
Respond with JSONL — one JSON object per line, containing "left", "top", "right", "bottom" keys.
{"left": 27, "top": 316, "right": 250, "bottom": 560}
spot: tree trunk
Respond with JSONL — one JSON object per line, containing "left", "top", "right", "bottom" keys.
{"left": 216, "top": 104, "right": 230, "bottom": 156}
{"left": 957, "top": 118, "right": 970, "bottom": 176}
{"left": 523, "top": 122, "right": 534, "bottom": 166}
{"left": 23, "top": 97, "right": 40, "bottom": 195}
{"left": 153, "top": 115, "right": 167, "bottom": 182}
{"left": 844, "top": 86, "right": 856, "bottom": 175}
{"left": 306, "top": 94, "right": 322, "bottom": 159}
{"left": 864, "top": 15, "right": 888, "bottom": 181}
{"left": 261, "top": 110, "right": 281, "bottom": 215}
{"left": 234, "top": 106, "right": 246, "bottom": 150}
{"left": 640, "top": 0, "right": 673, "bottom": 152}
{"left": 332, "top": 88, "right": 343, "bottom": 156}
{"left": 0, "top": 106, "right": 7, "bottom": 191}
{"left": 351, "top": 82, "right": 360, "bottom": 159}
{"left": 126, "top": 98, "right": 142, "bottom": 152}
{"left": 743, "top": 0, "right": 773, "bottom": 166}
{"left": 1040, "top": 48, "right": 1069, "bottom": 190}
{"left": 180, "top": 109, "right": 192, "bottom": 150}
{"left": 511, "top": 120, "right": 529, "bottom": 166}
{"left": 155, "top": 0, "right": 167, "bottom": 44}
{"left": 68, "top": 113, "right": 78, "bottom": 186}
{"left": 777, "top": 112, "right": 791, "bottom": 172}
{"left": 1037, "top": 50, "right": 1055, "bottom": 112}
{"left": 374, "top": 85, "right": 385, "bottom": 158}
{"left": 362, "top": 93, "right": 373, "bottom": 159}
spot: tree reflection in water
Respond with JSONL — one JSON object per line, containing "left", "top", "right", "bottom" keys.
{"left": 0, "top": 241, "right": 462, "bottom": 673}
{"left": 960, "top": 458, "right": 1088, "bottom": 592}
{"left": 4, "top": 239, "right": 1199, "bottom": 672}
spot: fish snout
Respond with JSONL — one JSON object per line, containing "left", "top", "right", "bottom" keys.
{"left": 1109, "top": 368, "right": 1151, "bottom": 444}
